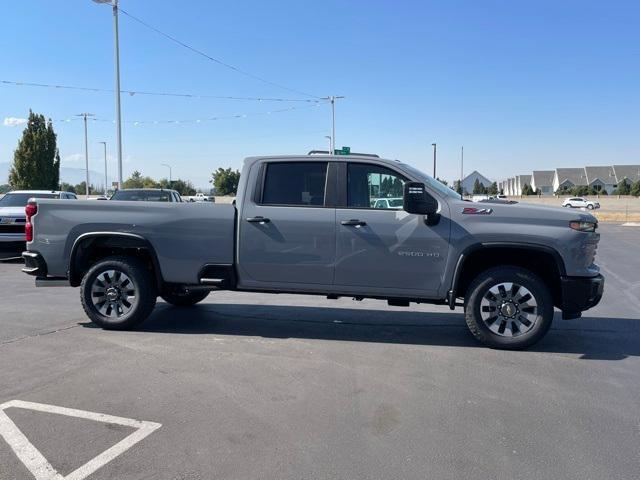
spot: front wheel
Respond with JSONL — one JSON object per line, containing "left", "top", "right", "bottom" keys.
{"left": 161, "top": 290, "right": 209, "bottom": 307}
{"left": 464, "top": 266, "right": 554, "bottom": 349}
{"left": 587, "top": 204, "right": 594, "bottom": 210}
{"left": 80, "top": 256, "right": 157, "bottom": 330}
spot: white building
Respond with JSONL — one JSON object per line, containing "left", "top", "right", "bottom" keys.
{"left": 584, "top": 166, "right": 617, "bottom": 194}
{"left": 553, "top": 168, "right": 588, "bottom": 193}
{"left": 530, "top": 171, "right": 554, "bottom": 195}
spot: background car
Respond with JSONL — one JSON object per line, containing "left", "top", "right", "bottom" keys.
{"left": 0, "top": 190, "right": 76, "bottom": 244}
{"left": 109, "top": 188, "right": 183, "bottom": 202}
{"left": 562, "top": 197, "right": 600, "bottom": 209}
{"left": 372, "top": 197, "right": 403, "bottom": 209}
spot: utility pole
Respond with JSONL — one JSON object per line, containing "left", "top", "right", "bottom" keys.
{"left": 77, "top": 113, "right": 94, "bottom": 198}
{"left": 323, "top": 96, "right": 345, "bottom": 152}
{"left": 93, "top": 0, "right": 123, "bottom": 188}
{"left": 161, "top": 163, "right": 172, "bottom": 186}
{"left": 431, "top": 143, "right": 437, "bottom": 178}
{"left": 98, "top": 142, "right": 108, "bottom": 194}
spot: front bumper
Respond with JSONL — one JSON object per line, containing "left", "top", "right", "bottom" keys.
{"left": 560, "top": 274, "right": 604, "bottom": 318}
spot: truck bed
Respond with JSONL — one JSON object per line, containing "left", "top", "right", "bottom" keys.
{"left": 30, "top": 199, "right": 236, "bottom": 284}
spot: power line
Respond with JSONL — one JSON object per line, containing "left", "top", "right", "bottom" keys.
{"left": 51, "top": 103, "right": 320, "bottom": 126}
{"left": 119, "top": 8, "right": 321, "bottom": 99}
{"left": 0, "top": 80, "right": 322, "bottom": 103}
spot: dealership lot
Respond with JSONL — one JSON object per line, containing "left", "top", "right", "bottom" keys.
{"left": 0, "top": 225, "right": 638, "bottom": 480}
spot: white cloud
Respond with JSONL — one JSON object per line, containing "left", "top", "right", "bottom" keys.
{"left": 3, "top": 117, "right": 27, "bottom": 127}
{"left": 62, "top": 153, "right": 84, "bottom": 163}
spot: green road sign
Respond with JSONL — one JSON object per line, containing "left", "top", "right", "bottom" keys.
{"left": 334, "top": 146, "right": 351, "bottom": 155}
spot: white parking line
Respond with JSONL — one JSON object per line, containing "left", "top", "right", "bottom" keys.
{"left": 0, "top": 400, "right": 161, "bottom": 480}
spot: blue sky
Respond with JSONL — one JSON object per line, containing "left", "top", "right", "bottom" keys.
{"left": 1, "top": 0, "right": 639, "bottom": 188}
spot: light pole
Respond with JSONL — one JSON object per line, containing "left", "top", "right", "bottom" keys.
{"left": 161, "top": 163, "right": 172, "bottom": 186}
{"left": 98, "top": 142, "right": 108, "bottom": 194}
{"left": 77, "top": 113, "right": 94, "bottom": 198}
{"left": 324, "top": 135, "right": 332, "bottom": 153}
{"left": 322, "top": 95, "right": 345, "bottom": 152}
{"left": 93, "top": 0, "right": 123, "bottom": 189}
{"left": 431, "top": 143, "right": 437, "bottom": 178}
{"left": 460, "top": 146, "right": 464, "bottom": 197}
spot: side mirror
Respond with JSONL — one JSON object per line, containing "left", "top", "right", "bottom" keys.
{"left": 403, "top": 182, "right": 438, "bottom": 215}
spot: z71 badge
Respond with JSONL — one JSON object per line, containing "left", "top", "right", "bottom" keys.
{"left": 462, "top": 207, "right": 493, "bottom": 215}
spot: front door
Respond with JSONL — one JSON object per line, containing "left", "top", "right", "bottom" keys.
{"left": 333, "top": 162, "right": 450, "bottom": 297}
{"left": 238, "top": 160, "right": 336, "bottom": 288}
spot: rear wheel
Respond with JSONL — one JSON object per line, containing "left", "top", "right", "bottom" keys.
{"left": 464, "top": 266, "right": 553, "bottom": 349}
{"left": 80, "top": 256, "right": 157, "bottom": 330}
{"left": 161, "top": 290, "right": 209, "bottom": 307}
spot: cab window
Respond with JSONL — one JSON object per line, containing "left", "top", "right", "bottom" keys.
{"left": 347, "top": 163, "right": 405, "bottom": 209}
{"left": 261, "top": 162, "right": 328, "bottom": 206}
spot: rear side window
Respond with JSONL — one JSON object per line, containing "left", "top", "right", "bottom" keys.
{"left": 261, "top": 162, "right": 328, "bottom": 206}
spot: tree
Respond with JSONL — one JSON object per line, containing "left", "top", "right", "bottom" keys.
{"left": 613, "top": 181, "right": 631, "bottom": 195}
{"left": 453, "top": 180, "right": 463, "bottom": 195}
{"left": 472, "top": 179, "right": 487, "bottom": 195}
{"left": 8, "top": 110, "right": 60, "bottom": 190}
{"left": 158, "top": 178, "right": 196, "bottom": 196}
{"left": 436, "top": 177, "right": 448, "bottom": 186}
{"left": 60, "top": 182, "right": 76, "bottom": 194}
{"left": 211, "top": 167, "right": 241, "bottom": 196}
{"left": 122, "top": 171, "right": 158, "bottom": 189}
{"left": 0, "top": 184, "right": 10, "bottom": 194}
{"left": 74, "top": 182, "right": 98, "bottom": 195}
{"left": 487, "top": 181, "right": 498, "bottom": 196}
{"left": 571, "top": 185, "right": 590, "bottom": 196}
{"left": 521, "top": 183, "right": 535, "bottom": 195}
{"left": 631, "top": 180, "right": 640, "bottom": 197}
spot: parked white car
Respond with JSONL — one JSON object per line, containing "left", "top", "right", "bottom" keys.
{"left": 562, "top": 197, "right": 600, "bottom": 209}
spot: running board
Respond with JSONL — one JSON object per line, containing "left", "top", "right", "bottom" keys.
{"left": 35, "top": 277, "right": 70, "bottom": 287}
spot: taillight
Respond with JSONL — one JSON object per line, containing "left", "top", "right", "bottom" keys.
{"left": 25, "top": 202, "right": 37, "bottom": 242}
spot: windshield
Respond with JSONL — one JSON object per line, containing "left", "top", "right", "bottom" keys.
{"left": 110, "top": 190, "right": 172, "bottom": 202}
{"left": 398, "top": 163, "right": 462, "bottom": 200}
{"left": 0, "top": 193, "right": 57, "bottom": 207}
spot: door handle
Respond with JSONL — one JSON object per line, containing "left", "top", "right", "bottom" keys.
{"left": 341, "top": 219, "right": 367, "bottom": 227}
{"left": 246, "top": 216, "right": 270, "bottom": 224}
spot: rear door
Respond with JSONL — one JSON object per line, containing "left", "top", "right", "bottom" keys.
{"left": 238, "top": 160, "right": 336, "bottom": 287}
{"left": 333, "top": 161, "right": 450, "bottom": 297}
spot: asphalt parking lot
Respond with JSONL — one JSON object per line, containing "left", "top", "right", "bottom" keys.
{"left": 0, "top": 224, "right": 639, "bottom": 480}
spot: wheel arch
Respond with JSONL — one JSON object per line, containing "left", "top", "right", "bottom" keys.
{"left": 450, "top": 242, "right": 566, "bottom": 308}
{"left": 68, "top": 232, "right": 163, "bottom": 289}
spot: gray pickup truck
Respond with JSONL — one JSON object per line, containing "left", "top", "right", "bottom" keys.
{"left": 22, "top": 154, "right": 604, "bottom": 349}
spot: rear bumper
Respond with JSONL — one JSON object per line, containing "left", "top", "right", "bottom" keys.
{"left": 22, "top": 251, "right": 47, "bottom": 276}
{"left": 0, "top": 233, "right": 25, "bottom": 243}
{"left": 560, "top": 274, "right": 604, "bottom": 318}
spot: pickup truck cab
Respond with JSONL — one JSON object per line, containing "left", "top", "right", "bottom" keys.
{"left": 22, "top": 155, "right": 604, "bottom": 349}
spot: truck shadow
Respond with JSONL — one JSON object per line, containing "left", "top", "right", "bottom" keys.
{"left": 122, "top": 303, "right": 640, "bottom": 360}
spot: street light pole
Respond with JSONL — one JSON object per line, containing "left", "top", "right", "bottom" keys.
{"left": 431, "top": 143, "right": 437, "bottom": 178}
{"left": 324, "top": 135, "right": 332, "bottom": 153}
{"left": 461, "top": 146, "right": 464, "bottom": 185}
{"left": 322, "top": 95, "right": 344, "bottom": 153}
{"left": 77, "top": 113, "right": 94, "bottom": 198}
{"left": 98, "top": 142, "right": 107, "bottom": 193}
{"left": 161, "top": 163, "right": 172, "bottom": 185}
{"left": 93, "top": 0, "right": 123, "bottom": 189}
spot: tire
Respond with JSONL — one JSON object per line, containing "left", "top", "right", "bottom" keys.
{"left": 464, "top": 266, "right": 554, "bottom": 350}
{"left": 161, "top": 290, "right": 209, "bottom": 307}
{"left": 80, "top": 255, "right": 157, "bottom": 330}
{"left": 587, "top": 204, "right": 594, "bottom": 210}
